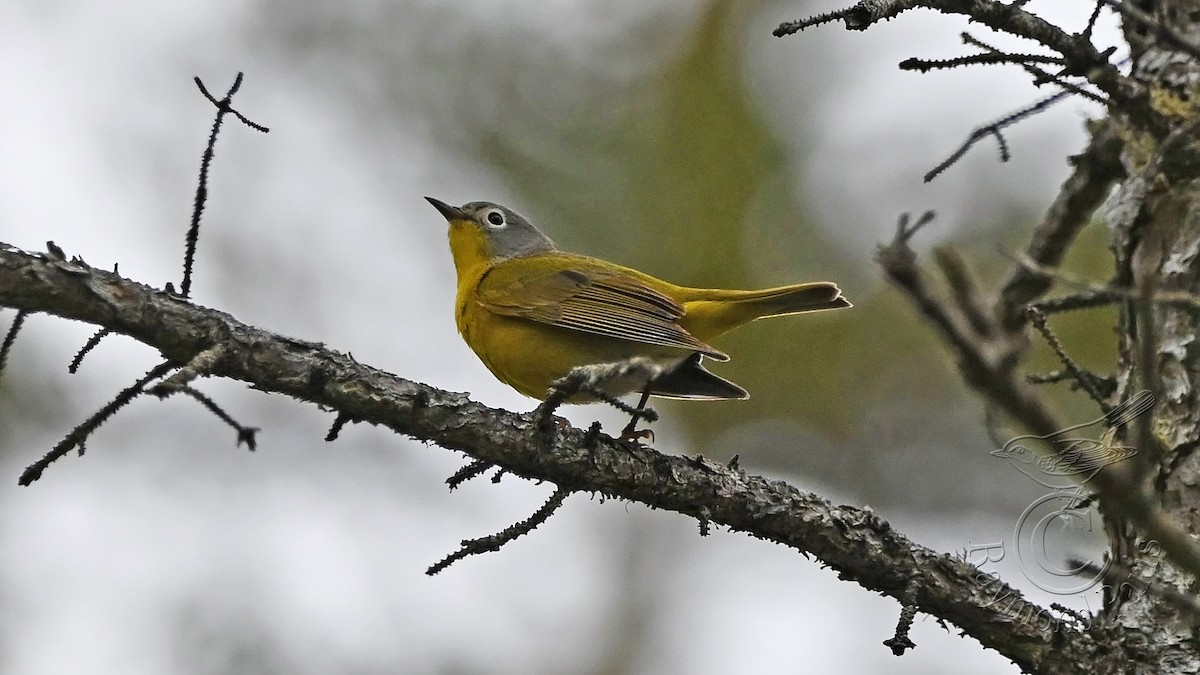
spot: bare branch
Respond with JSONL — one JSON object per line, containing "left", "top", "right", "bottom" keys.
{"left": 924, "top": 91, "right": 1066, "bottom": 182}
{"left": 960, "top": 33, "right": 1109, "bottom": 105}
{"left": 877, "top": 217, "right": 1200, "bottom": 590}
{"left": 150, "top": 343, "right": 228, "bottom": 396}
{"left": 19, "top": 361, "right": 175, "bottom": 486}
{"left": 69, "top": 328, "right": 112, "bottom": 374}
{"left": 176, "top": 385, "right": 259, "bottom": 450}
{"left": 0, "top": 240, "right": 1125, "bottom": 672}
{"left": 324, "top": 411, "right": 354, "bottom": 441}
{"left": 776, "top": 0, "right": 1134, "bottom": 104}
{"left": 883, "top": 586, "right": 920, "bottom": 656}
{"left": 427, "top": 486, "right": 571, "bottom": 575}
{"left": 0, "top": 309, "right": 27, "bottom": 381}
{"left": 446, "top": 459, "right": 493, "bottom": 491}
{"left": 1027, "top": 307, "right": 1111, "bottom": 410}
{"left": 1107, "top": 0, "right": 1200, "bottom": 63}
{"left": 994, "top": 120, "right": 1124, "bottom": 331}
{"left": 900, "top": 52, "right": 1065, "bottom": 73}
{"left": 182, "top": 73, "right": 269, "bottom": 299}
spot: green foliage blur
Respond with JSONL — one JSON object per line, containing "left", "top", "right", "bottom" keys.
{"left": 454, "top": 0, "right": 1119, "bottom": 476}
{"left": 243, "top": 0, "right": 1122, "bottom": 497}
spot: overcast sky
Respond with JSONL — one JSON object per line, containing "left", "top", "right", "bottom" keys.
{"left": 1, "top": 2, "right": 1124, "bottom": 673}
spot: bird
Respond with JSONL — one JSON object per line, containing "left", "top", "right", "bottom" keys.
{"left": 991, "top": 390, "right": 1153, "bottom": 489}
{"left": 425, "top": 197, "right": 851, "bottom": 439}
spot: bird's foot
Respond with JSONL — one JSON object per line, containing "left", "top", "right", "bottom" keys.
{"left": 618, "top": 425, "right": 655, "bottom": 446}
{"left": 539, "top": 360, "right": 662, "bottom": 444}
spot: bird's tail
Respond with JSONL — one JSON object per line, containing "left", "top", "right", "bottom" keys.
{"left": 649, "top": 353, "right": 748, "bottom": 400}
{"left": 732, "top": 282, "right": 851, "bottom": 318}
{"left": 679, "top": 282, "right": 850, "bottom": 340}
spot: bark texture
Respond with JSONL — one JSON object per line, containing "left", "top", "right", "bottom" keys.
{"left": 0, "top": 241, "right": 1154, "bottom": 673}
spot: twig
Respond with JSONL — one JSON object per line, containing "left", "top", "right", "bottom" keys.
{"left": 181, "top": 73, "right": 268, "bottom": 299}
{"left": 878, "top": 214, "right": 1200, "bottom": 589}
{"left": 960, "top": 33, "right": 1108, "bottom": 106}
{"left": 18, "top": 361, "right": 175, "bottom": 485}
{"left": 325, "top": 412, "right": 353, "bottom": 441}
{"left": 1082, "top": 0, "right": 1106, "bottom": 43}
{"left": 900, "top": 52, "right": 1064, "bottom": 73}
{"left": 447, "top": 459, "right": 492, "bottom": 490}
{"left": 1027, "top": 369, "right": 1117, "bottom": 398}
{"left": 177, "top": 385, "right": 258, "bottom": 450}
{"left": 933, "top": 247, "right": 995, "bottom": 339}
{"left": 149, "top": 344, "right": 226, "bottom": 397}
{"left": 0, "top": 309, "right": 27, "bottom": 382}
{"left": 1029, "top": 289, "right": 1119, "bottom": 314}
{"left": 883, "top": 599, "right": 920, "bottom": 656}
{"left": 776, "top": 0, "right": 1130, "bottom": 102}
{"left": 773, "top": 7, "right": 853, "bottom": 35}
{"left": 1026, "top": 369, "right": 1078, "bottom": 386}
{"left": 994, "top": 122, "right": 1124, "bottom": 331}
{"left": 194, "top": 75, "right": 270, "bottom": 133}
{"left": 1027, "top": 307, "right": 1111, "bottom": 410}
{"left": 1106, "top": 0, "right": 1200, "bottom": 63}
{"left": 427, "top": 486, "right": 571, "bottom": 575}
{"left": 1008, "top": 250, "right": 1200, "bottom": 312}
{"left": 68, "top": 328, "right": 111, "bottom": 374}
{"left": 925, "top": 91, "right": 1069, "bottom": 182}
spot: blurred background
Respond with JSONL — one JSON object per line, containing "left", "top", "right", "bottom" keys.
{"left": 1, "top": 1, "right": 1126, "bottom": 672}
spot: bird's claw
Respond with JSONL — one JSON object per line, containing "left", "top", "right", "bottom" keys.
{"left": 618, "top": 426, "right": 654, "bottom": 446}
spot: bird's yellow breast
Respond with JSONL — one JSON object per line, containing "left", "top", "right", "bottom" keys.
{"left": 449, "top": 234, "right": 680, "bottom": 398}
{"left": 445, "top": 221, "right": 576, "bottom": 398}
{"left": 457, "top": 287, "right": 679, "bottom": 399}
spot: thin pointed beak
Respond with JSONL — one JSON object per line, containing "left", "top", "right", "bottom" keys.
{"left": 425, "top": 196, "right": 466, "bottom": 221}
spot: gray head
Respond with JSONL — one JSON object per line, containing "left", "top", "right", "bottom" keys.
{"left": 425, "top": 197, "right": 557, "bottom": 261}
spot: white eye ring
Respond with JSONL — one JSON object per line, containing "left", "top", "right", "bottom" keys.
{"left": 484, "top": 209, "right": 506, "bottom": 228}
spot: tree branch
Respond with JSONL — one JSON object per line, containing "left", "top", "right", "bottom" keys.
{"left": 0, "top": 240, "right": 1126, "bottom": 671}
{"left": 878, "top": 217, "right": 1200, "bottom": 596}
{"left": 994, "top": 120, "right": 1124, "bottom": 333}
{"left": 775, "top": 0, "right": 1150, "bottom": 126}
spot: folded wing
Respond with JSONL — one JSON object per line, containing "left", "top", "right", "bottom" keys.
{"left": 476, "top": 255, "right": 729, "bottom": 361}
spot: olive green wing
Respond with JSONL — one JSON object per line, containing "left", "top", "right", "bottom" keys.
{"left": 476, "top": 256, "right": 729, "bottom": 361}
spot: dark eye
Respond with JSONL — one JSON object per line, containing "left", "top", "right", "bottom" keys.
{"left": 486, "top": 210, "right": 505, "bottom": 227}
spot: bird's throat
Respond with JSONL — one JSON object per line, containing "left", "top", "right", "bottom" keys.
{"left": 447, "top": 221, "right": 493, "bottom": 286}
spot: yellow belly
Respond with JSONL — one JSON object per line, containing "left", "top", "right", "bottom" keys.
{"left": 458, "top": 299, "right": 682, "bottom": 400}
